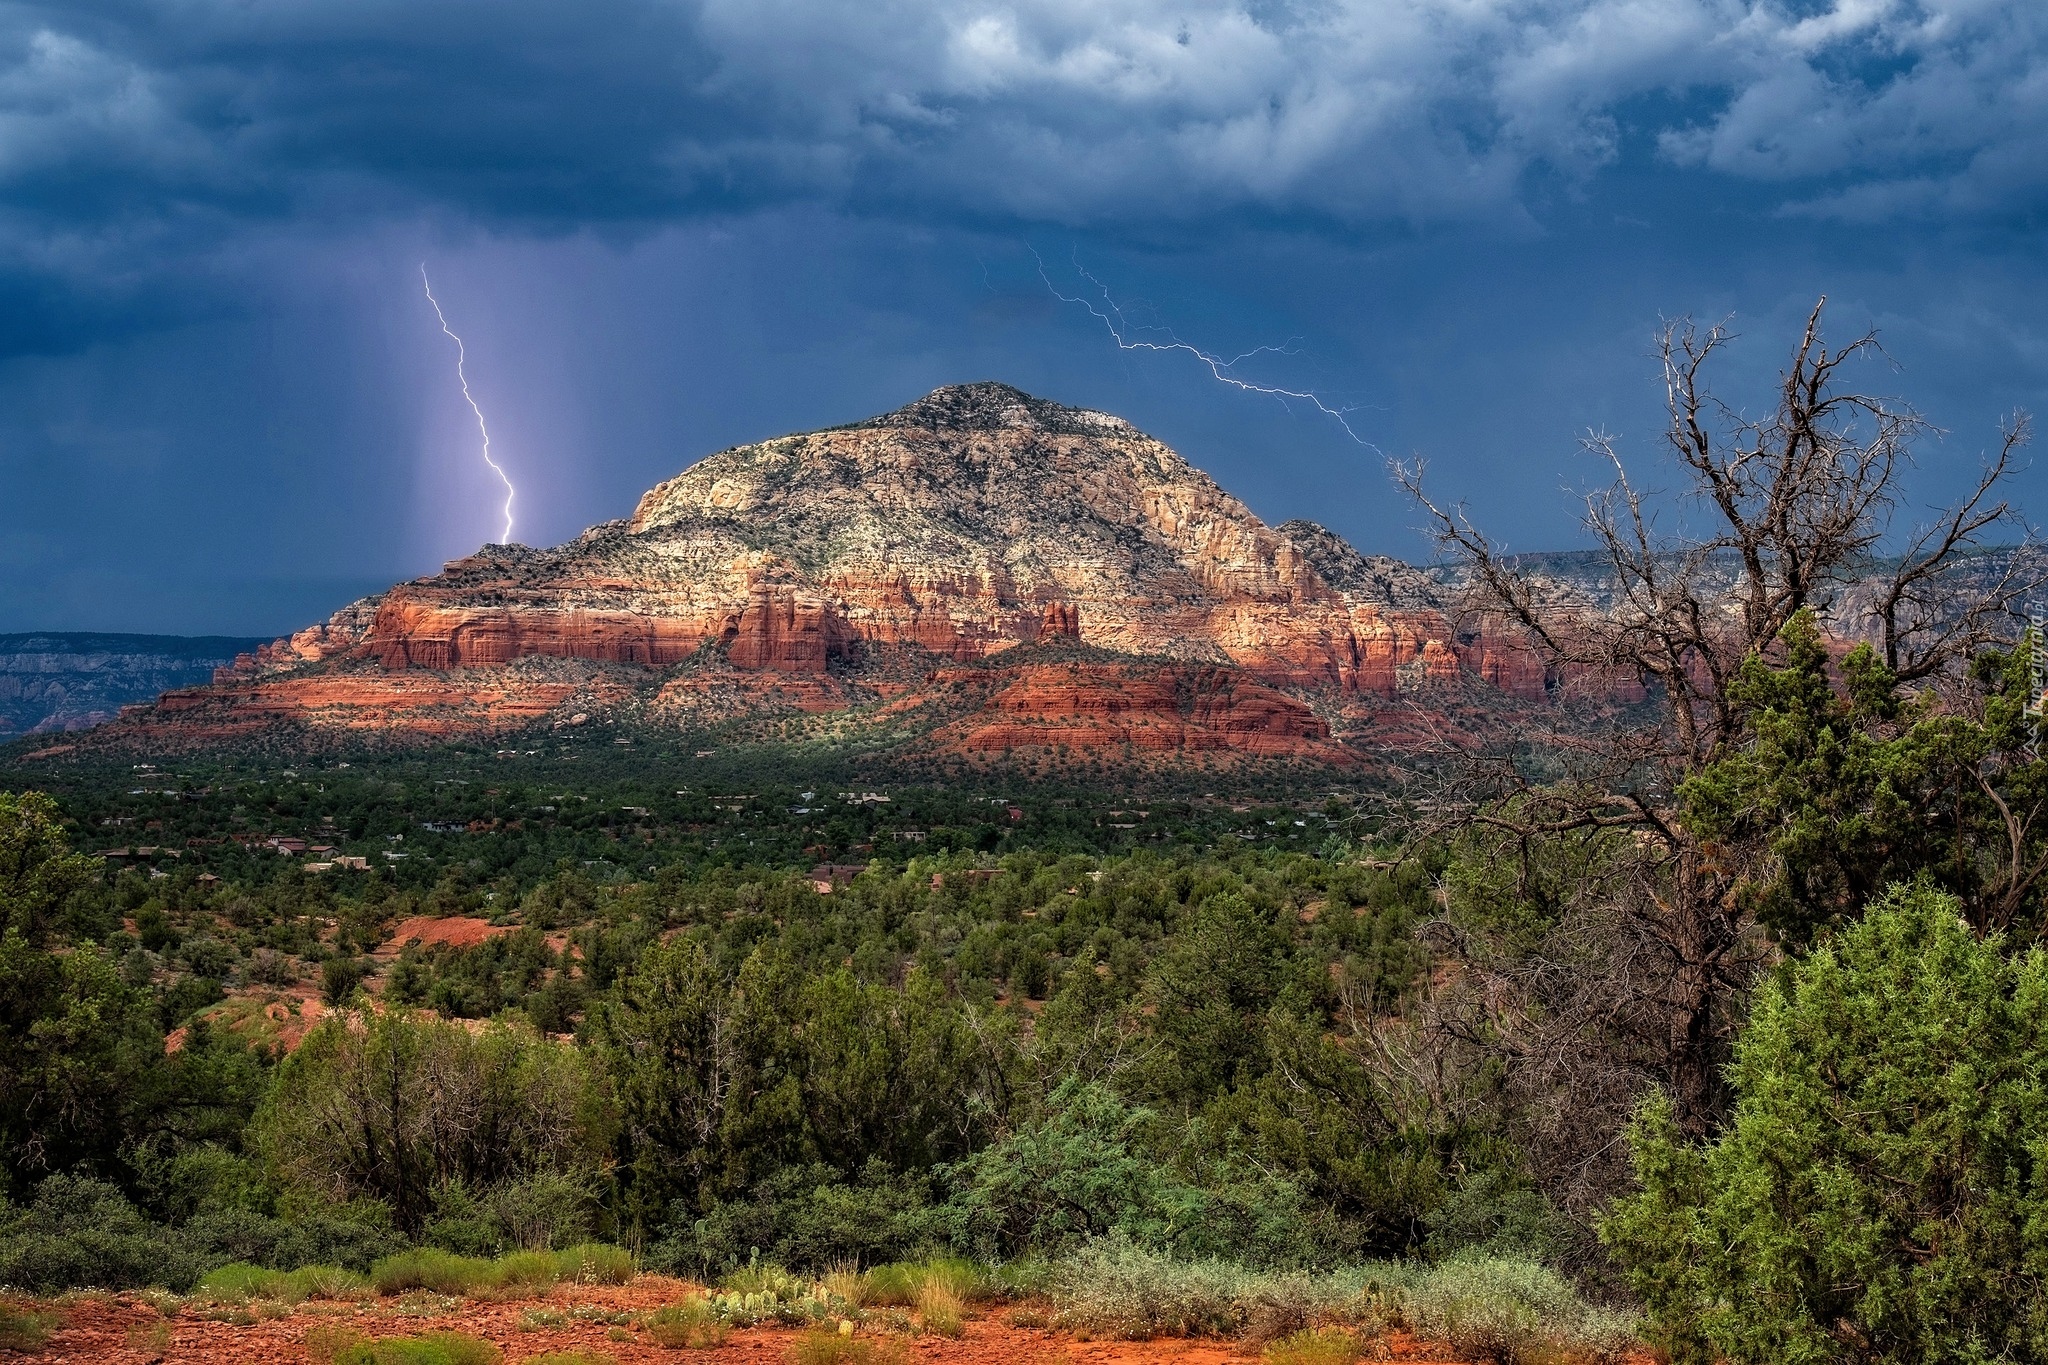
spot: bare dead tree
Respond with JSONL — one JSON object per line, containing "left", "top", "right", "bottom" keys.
{"left": 1391, "top": 299, "right": 2039, "bottom": 1144}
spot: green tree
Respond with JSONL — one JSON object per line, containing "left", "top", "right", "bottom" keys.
{"left": 1682, "top": 611, "right": 2048, "bottom": 949}
{"left": 0, "top": 791, "right": 94, "bottom": 943}
{"left": 255, "top": 1008, "right": 605, "bottom": 1235}
{"left": 0, "top": 791, "right": 162, "bottom": 1194}
{"left": 588, "top": 938, "right": 742, "bottom": 1229}
{"left": 942, "top": 1076, "right": 1196, "bottom": 1256}
{"left": 1602, "top": 883, "right": 2048, "bottom": 1363}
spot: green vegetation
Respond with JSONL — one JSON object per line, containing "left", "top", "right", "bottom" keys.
{"left": 1263, "top": 1327, "right": 1364, "bottom": 1365}
{"left": 643, "top": 1296, "right": 729, "bottom": 1349}
{"left": 1603, "top": 884, "right": 2048, "bottom": 1364}
{"left": 6, "top": 575, "right": 2048, "bottom": 1361}
{"left": 785, "top": 1328, "right": 910, "bottom": 1365}
{"left": 0, "top": 1300, "right": 56, "bottom": 1351}
{"left": 362, "top": 1245, "right": 632, "bottom": 1296}
{"left": 309, "top": 1327, "right": 503, "bottom": 1365}
{"left": 1400, "top": 1259, "right": 1635, "bottom": 1364}
{"left": 194, "top": 1260, "right": 370, "bottom": 1302}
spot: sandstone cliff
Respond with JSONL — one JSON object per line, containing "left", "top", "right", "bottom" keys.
{"left": 106, "top": 383, "right": 1562, "bottom": 762}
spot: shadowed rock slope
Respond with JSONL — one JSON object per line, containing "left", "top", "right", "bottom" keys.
{"left": 0, "top": 633, "right": 265, "bottom": 738}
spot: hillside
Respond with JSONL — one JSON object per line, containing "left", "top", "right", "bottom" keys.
{"left": 57, "top": 384, "right": 1559, "bottom": 763}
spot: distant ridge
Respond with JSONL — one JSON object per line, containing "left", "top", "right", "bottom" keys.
{"left": 0, "top": 633, "right": 266, "bottom": 738}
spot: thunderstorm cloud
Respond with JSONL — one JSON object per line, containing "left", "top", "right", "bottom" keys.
{"left": 3, "top": 2, "right": 2044, "bottom": 286}
{"left": 4, "top": 0, "right": 2048, "bottom": 633}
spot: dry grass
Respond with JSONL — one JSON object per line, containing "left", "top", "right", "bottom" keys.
{"left": 785, "top": 1327, "right": 910, "bottom": 1365}
{"left": 0, "top": 1302, "right": 57, "bottom": 1351}
{"left": 1264, "top": 1327, "right": 1366, "bottom": 1365}
{"left": 126, "top": 1317, "right": 173, "bottom": 1362}
{"left": 644, "top": 1297, "right": 730, "bottom": 1350}
{"left": 914, "top": 1282, "right": 964, "bottom": 1338}
{"left": 820, "top": 1265, "right": 868, "bottom": 1308}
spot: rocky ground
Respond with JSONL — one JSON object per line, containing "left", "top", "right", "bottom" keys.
{"left": 12, "top": 1278, "right": 1524, "bottom": 1365}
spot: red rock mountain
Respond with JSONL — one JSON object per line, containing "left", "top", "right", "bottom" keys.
{"left": 122, "top": 384, "right": 1553, "bottom": 761}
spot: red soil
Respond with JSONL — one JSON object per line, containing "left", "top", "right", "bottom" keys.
{"left": 380, "top": 916, "right": 510, "bottom": 953}
{"left": 21, "top": 1280, "right": 1493, "bottom": 1365}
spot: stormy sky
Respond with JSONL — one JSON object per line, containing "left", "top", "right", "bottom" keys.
{"left": 2, "top": 0, "right": 2045, "bottom": 633}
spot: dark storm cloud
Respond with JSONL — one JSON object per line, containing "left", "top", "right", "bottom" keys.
{"left": 3, "top": 1, "right": 2044, "bottom": 289}
{"left": 4, "top": 0, "right": 2048, "bottom": 633}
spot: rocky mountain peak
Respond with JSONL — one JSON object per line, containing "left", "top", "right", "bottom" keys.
{"left": 856, "top": 382, "right": 1136, "bottom": 437}
{"left": 93, "top": 383, "right": 1568, "bottom": 760}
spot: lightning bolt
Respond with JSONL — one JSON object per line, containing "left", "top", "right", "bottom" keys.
{"left": 1034, "top": 249, "right": 1376, "bottom": 449}
{"left": 420, "top": 265, "right": 516, "bottom": 544}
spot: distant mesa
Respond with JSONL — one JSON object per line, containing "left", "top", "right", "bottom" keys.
{"left": 60, "top": 383, "right": 1573, "bottom": 764}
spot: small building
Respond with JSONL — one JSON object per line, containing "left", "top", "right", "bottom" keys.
{"left": 809, "top": 863, "right": 868, "bottom": 894}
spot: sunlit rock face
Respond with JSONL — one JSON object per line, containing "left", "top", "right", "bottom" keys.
{"left": 117, "top": 383, "right": 1570, "bottom": 758}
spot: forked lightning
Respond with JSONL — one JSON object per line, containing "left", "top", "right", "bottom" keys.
{"left": 420, "top": 265, "right": 517, "bottom": 544}
{"left": 1035, "top": 250, "right": 1374, "bottom": 448}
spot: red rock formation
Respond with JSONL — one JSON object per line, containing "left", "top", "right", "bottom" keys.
{"left": 903, "top": 658, "right": 1345, "bottom": 763}
{"left": 723, "top": 584, "right": 853, "bottom": 671}
{"left": 115, "top": 383, "right": 1630, "bottom": 757}
{"left": 129, "top": 669, "right": 635, "bottom": 741}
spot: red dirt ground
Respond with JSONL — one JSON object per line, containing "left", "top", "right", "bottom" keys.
{"left": 16, "top": 1278, "right": 1492, "bottom": 1364}
{"left": 379, "top": 916, "right": 510, "bottom": 954}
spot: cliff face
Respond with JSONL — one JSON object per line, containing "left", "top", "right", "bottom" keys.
{"left": 114, "top": 383, "right": 1566, "bottom": 761}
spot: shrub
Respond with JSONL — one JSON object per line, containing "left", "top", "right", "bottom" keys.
{"left": 1048, "top": 1240, "right": 1286, "bottom": 1338}
{"left": 1264, "top": 1327, "right": 1362, "bottom": 1365}
{"left": 0, "top": 1175, "right": 207, "bottom": 1292}
{"left": 322, "top": 956, "right": 369, "bottom": 1005}
{"left": 197, "top": 1261, "right": 288, "bottom": 1301}
{"left": 490, "top": 1172, "right": 597, "bottom": 1253}
{"left": 554, "top": 1243, "right": 634, "bottom": 1285}
{"left": 322, "top": 1329, "right": 504, "bottom": 1365}
{"left": 0, "top": 1302, "right": 56, "bottom": 1351}
{"left": 648, "top": 1163, "right": 947, "bottom": 1278}
{"left": 914, "top": 1281, "right": 963, "bottom": 1337}
{"left": 370, "top": 1248, "right": 500, "bottom": 1296}
{"left": 494, "top": 1250, "right": 562, "bottom": 1290}
{"left": 720, "top": 1261, "right": 811, "bottom": 1299}
{"left": 785, "top": 1329, "right": 909, "bottom": 1365}
{"left": 644, "top": 1297, "right": 729, "bottom": 1349}
{"left": 1047, "top": 1241, "right": 1626, "bottom": 1350}
{"left": 257, "top": 1011, "right": 604, "bottom": 1239}
{"left": 1402, "top": 1258, "right": 1632, "bottom": 1365}
{"left": 186, "top": 1199, "right": 404, "bottom": 1275}
{"left": 1603, "top": 885, "right": 2048, "bottom": 1365}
